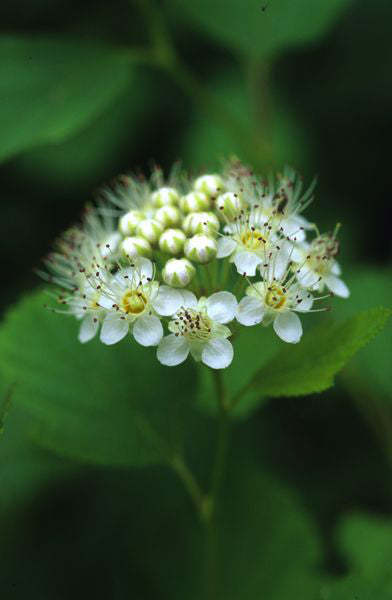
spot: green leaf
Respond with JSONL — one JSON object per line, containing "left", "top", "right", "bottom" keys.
{"left": 333, "top": 268, "right": 392, "bottom": 398}
{"left": 0, "top": 35, "right": 131, "bottom": 162}
{"left": 339, "top": 513, "right": 392, "bottom": 579}
{"left": 233, "top": 307, "right": 391, "bottom": 412}
{"left": 167, "top": 0, "right": 354, "bottom": 60}
{"left": 320, "top": 513, "right": 392, "bottom": 599}
{"left": 0, "top": 291, "right": 198, "bottom": 467}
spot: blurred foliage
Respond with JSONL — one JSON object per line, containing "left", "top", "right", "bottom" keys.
{"left": 1, "top": 0, "right": 392, "bottom": 598}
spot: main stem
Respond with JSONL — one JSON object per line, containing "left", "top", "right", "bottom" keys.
{"left": 203, "top": 369, "right": 231, "bottom": 599}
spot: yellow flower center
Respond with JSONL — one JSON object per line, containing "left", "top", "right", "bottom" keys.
{"left": 241, "top": 230, "right": 266, "bottom": 250}
{"left": 121, "top": 290, "right": 148, "bottom": 315}
{"left": 265, "top": 285, "right": 286, "bottom": 310}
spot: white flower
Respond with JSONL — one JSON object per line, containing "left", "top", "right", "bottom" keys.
{"left": 215, "top": 192, "right": 243, "bottom": 220}
{"left": 98, "top": 258, "right": 183, "bottom": 347}
{"left": 216, "top": 206, "right": 291, "bottom": 277}
{"left": 157, "top": 291, "right": 237, "bottom": 369}
{"left": 67, "top": 283, "right": 106, "bottom": 344}
{"left": 293, "top": 232, "right": 349, "bottom": 298}
{"left": 236, "top": 273, "right": 315, "bottom": 344}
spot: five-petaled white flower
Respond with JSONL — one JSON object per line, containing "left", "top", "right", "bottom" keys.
{"left": 157, "top": 291, "right": 238, "bottom": 369}
{"left": 293, "top": 232, "right": 349, "bottom": 298}
{"left": 216, "top": 206, "right": 292, "bottom": 277}
{"left": 236, "top": 276, "right": 314, "bottom": 344}
{"left": 98, "top": 258, "right": 183, "bottom": 347}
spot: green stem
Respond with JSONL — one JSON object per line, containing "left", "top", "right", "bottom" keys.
{"left": 133, "top": 0, "right": 267, "bottom": 168}
{"left": 203, "top": 369, "right": 231, "bottom": 598}
{"left": 170, "top": 454, "right": 207, "bottom": 520}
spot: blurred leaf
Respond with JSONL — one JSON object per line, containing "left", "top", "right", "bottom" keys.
{"left": 10, "top": 70, "right": 157, "bottom": 192}
{"left": 320, "top": 513, "right": 392, "bottom": 599}
{"left": 167, "top": 0, "right": 354, "bottom": 60}
{"left": 0, "top": 402, "right": 73, "bottom": 513}
{"left": 217, "top": 462, "right": 325, "bottom": 599}
{"left": 0, "top": 36, "right": 131, "bottom": 162}
{"left": 0, "top": 291, "right": 198, "bottom": 467}
{"left": 181, "top": 66, "right": 308, "bottom": 171}
{"left": 333, "top": 268, "right": 392, "bottom": 398}
{"left": 234, "top": 307, "right": 391, "bottom": 412}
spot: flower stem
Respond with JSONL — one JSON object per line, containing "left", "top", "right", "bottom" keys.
{"left": 202, "top": 369, "right": 231, "bottom": 598}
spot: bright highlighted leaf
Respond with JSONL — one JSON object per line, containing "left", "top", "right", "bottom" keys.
{"left": 232, "top": 307, "right": 391, "bottom": 413}
{"left": 0, "top": 36, "right": 131, "bottom": 162}
{"left": 168, "top": 0, "right": 354, "bottom": 60}
{"left": 0, "top": 291, "right": 197, "bottom": 467}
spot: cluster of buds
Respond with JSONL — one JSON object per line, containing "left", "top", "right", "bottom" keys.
{"left": 41, "top": 161, "right": 349, "bottom": 370}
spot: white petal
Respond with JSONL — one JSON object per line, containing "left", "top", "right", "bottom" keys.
{"left": 100, "top": 313, "right": 129, "bottom": 345}
{"left": 325, "top": 275, "right": 350, "bottom": 298}
{"left": 273, "top": 311, "right": 302, "bottom": 344}
{"left": 157, "top": 334, "right": 190, "bottom": 366}
{"left": 217, "top": 237, "right": 236, "bottom": 258}
{"left": 178, "top": 290, "right": 198, "bottom": 309}
{"left": 271, "top": 245, "right": 291, "bottom": 279}
{"left": 78, "top": 314, "right": 99, "bottom": 343}
{"left": 331, "top": 261, "right": 342, "bottom": 275}
{"left": 152, "top": 285, "right": 182, "bottom": 316}
{"left": 293, "top": 288, "right": 314, "bottom": 312}
{"left": 117, "top": 258, "right": 153, "bottom": 285}
{"left": 202, "top": 338, "right": 234, "bottom": 369}
{"left": 297, "top": 267, "right": 320, "bottom": 288}
{"left": 133, "top": 315, "right": 163, "bottom": 347}
{"left": 281, "top": 218, "right": 306, "bottom": 241}
{"left": 236, "top": 296, "right": 264, "bottom": 326}
{"left": 233, "top": 251, "right": 262, "bottom": 276}
{"left": 292, "top": 214, "right": 313, "bottom": 230}
{"left": 206, "top": 291, "right": 238, "bottom": 324}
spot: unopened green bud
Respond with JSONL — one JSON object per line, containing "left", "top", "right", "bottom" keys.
{"left": 151, "top": 187, "right": 180, "bottom": 207}
{"left": 180, "top": 191, "right": 210, "bottom": 214}
{"left": 194, "top": 174, "right": 224, "bottom": 197}
{"left": 216, "top": 192, "right": 243, "bottom": 220}
{"left": 121, "top": 236, "right": 152, "bottom": 259}
{"left": 184, "top": 234, "right": 217, "bottom": 264}
{"left": 182, "top": 211, "right": 220, "bottom": 236}
{"left": 155, "top": 205, "right": 182, "bottom": 228}
{"left": 136, "top": 218, "right": 164, "bottom": 244}
{"left": 119, "top": 210, "right": 144, "bottom": 236}
{"left": 159, "top": 228, "right": 186, "bottom": 255}
{"left": 162, "top": 258, "right": 196, "bottom": 288}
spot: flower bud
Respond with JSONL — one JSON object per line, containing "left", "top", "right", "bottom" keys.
{"left": 162, "top": 258, "right": 196, "bottom": 288}
{"left": 194, "top": 174, "right": 224, "bottom": 197}
{"left": 136, "top": 218, "right": 164, "bottom": 244}
{"left": 120, "top": 236, "right": 152, "bottom": 259}
{"left": 184, "top": 234, "right": 217, "bottom": 264}
{"left": 159, "top": 228, "right": 186, "bottom": 255}
{"left": 155, "top": 205, "right": 182, "bottom": 228}
{"left": 151, "top": 187, "right": 180, "bottom": 207}
{"left": 179, "top": 191, "right": 210, "bottom": 214}
{"left": 118, "top": 210, "right": 144, "bottom": 236}
{"left": 182, "top": 211, "right": 220, "bottom": 236}
{"left": 216, "top": 192, "right": 243, "bottom": 220}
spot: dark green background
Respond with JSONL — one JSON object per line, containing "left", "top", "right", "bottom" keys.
{"left": 1, "top": 0, "right": 392, "bottom": 598}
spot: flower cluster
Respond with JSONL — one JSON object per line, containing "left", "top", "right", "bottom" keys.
{"left": 42, "top": 161, "right": 349, "bottom": 369}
